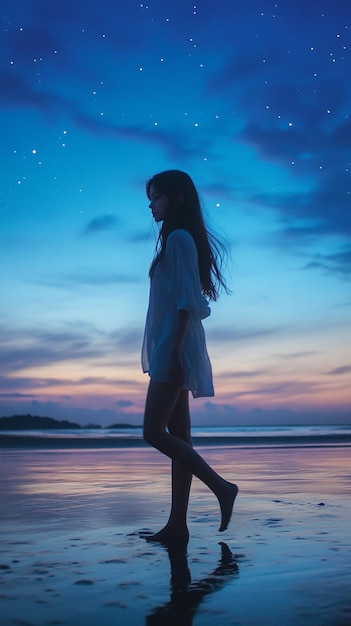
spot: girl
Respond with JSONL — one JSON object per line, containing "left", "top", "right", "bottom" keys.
{"left": 142, "top": 170, "right": 238, "bottom": 541}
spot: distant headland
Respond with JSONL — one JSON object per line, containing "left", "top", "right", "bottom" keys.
{"left": 0, "top": 414, "right": 141, "bottom": 430}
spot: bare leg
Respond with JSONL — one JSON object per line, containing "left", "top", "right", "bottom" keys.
{"left": 148, "top": 390, "right": 193, "bottom": 541}
{"left": 143, "top": 381, "right": 238, "bottom": 533}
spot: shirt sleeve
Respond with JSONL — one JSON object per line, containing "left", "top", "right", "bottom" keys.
{"left": 166, "top": 230, "right": 211, "bottom": 319}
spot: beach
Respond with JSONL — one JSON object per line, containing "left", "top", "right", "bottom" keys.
{"left": 1, "top": 438, "right": 350, "bottom": 625}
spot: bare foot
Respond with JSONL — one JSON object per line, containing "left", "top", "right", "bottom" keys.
{"left": 218, "top": 483, "right": 238, "bottom": 532}
{"left": 145, "top": 524, "right": 189, "bottom": 544}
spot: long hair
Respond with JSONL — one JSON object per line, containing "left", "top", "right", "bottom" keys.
{"left": 146, "top": 170, "right": 229, "bottom": 301}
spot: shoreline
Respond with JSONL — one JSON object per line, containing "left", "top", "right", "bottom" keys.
{"left": 1, "top": 432, "right": 351, "bottom": 449}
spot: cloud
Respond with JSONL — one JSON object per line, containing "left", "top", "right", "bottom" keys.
{"left": 0, "top": 66, "right": 211, "bottom": 160}
{"left": 0, "top": 392, "right": 36, "bottom": 398}
{"left": 82, "top": 215, "right": 119, "bottom": 236}
{"left": 303, "top": 247, "right": 351, "bottom": 279}
{"left": 110, "top": 328, "right": 143, "bottom": 351}
{"left": 31, "top": 270, "right": 141, "bottom": 290}
{"left": 5, "top": 22, "right": 62, "bottom": 66}
{"left": 73, "top": 111, "right": 212, "bottom": 160}
{"left": 1, "top": 2, "right": 144, "bottom": 83}
{"left": 275, "top": 351, "right": 320, "bottom": 360}
{"left": 239, "top": 119, "right": 350, "bottom": 173}
{"left": 251, "top": 168, "right": 351, "bottom": 247}
{"left": 203, "top": 9, "right": 351, "bottom": 249}
{"left": 0, "top": 69, "right": 63, "bottom": 112}
{"left": 217, "top": 369, "right": 265, "bottom": 379}
{"left": 201, "top": 181, "right": 241, "bottom": 203}
{"left": 207, "top": 5, "right": 350, "bottom": 133}
{"left": 116, "top": 400, "right": 134, "bottom": 408}
{"left": 0, "top": 323, "right": 142, "bottom": 376}
{"left": 198, "top": 401, "right": 351, "bottom": 427}
{"left": 0, "top": 339, "right": 96, "bottom": 374}
{"left": 0, "top": 67, "right": 209, "bottom": 161}
{"left": 0, "top": 375, "right": 135, "bottom": 393}
{"left": 208, "top": 325, "right": 283, "bottom": 343}
{"left": 227, "top": 379, "right": 322, "bottom": 399}
{"left": 326, "top": 365, "right": 351, "bottom": 376}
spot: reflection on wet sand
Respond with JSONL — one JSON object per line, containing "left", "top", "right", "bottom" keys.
{"left": 1, "top": 446, "right": 350, "bottom": 625}
{"left": 145, "top": 540, "right": 239, "bottom": 625}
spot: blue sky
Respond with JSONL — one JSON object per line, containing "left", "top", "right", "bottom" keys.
{"left": 1, "top": 0, "right": 350, "bottom": 426}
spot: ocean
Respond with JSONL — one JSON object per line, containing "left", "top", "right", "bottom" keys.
{"left": 1, "top": 424, "right": 351, "bottom": 448}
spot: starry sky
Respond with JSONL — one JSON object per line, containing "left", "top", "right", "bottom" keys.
{"left": 1, "top": 0, "right": 350, "bottom": 426}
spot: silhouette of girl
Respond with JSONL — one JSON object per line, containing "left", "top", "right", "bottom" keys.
{"left": 142, "top": 170, "right": 238, "bottom": 541}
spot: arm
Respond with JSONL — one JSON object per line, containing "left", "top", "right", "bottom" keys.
{"left": 170, "top": 308, "right": 189, "bottom": 387}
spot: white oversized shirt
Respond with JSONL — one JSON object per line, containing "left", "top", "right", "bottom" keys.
{"left": 141, "top": 229, "right": 214, "bottom": 398}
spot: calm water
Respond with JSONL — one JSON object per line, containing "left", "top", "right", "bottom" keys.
{"left": 2, "top": 424, "right": 351, "bottom": 441}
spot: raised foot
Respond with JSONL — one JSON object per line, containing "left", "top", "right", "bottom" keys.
{"left": 218, "top": 483, "right": 238, "bottom": 532}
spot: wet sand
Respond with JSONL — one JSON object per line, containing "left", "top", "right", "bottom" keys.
{"left": 1, "top": 444, "right": 350, "bottom": 625}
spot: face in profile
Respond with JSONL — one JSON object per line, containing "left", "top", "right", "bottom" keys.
{"left": 148, "top": 184, "right": 169, "bottom": 223}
